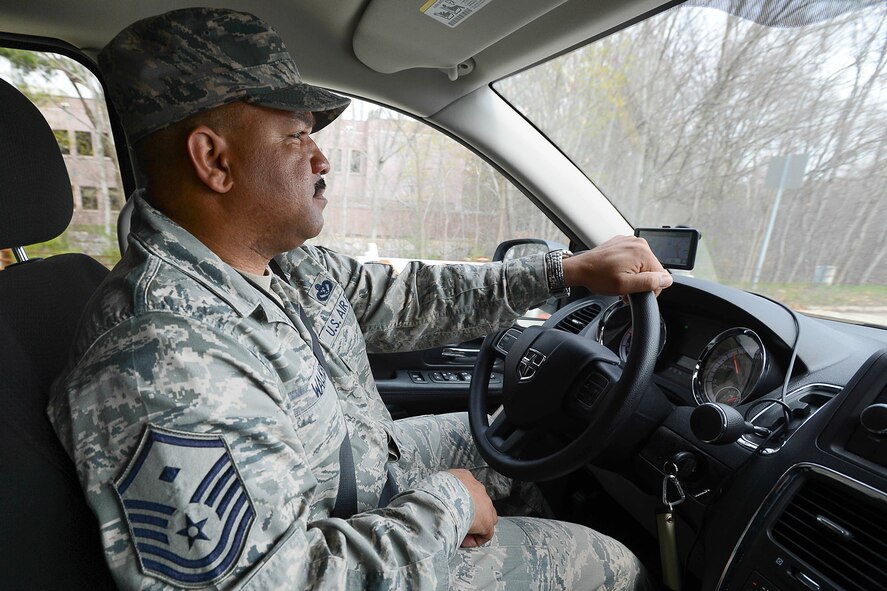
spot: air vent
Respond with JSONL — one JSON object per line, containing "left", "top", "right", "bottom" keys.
{"left": 554, "top": 303, "right": 601, "bottom": 334}
{"left": 770, "top": 475, "right": 887, "bottom": 590}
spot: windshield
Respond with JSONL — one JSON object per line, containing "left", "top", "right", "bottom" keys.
{"left": 495, "top": 0, "right": 886, "bottom": 328}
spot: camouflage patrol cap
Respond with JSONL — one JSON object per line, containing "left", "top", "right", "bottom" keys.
{"left": 98, "top": 7, "right": 351, "bottom": 143}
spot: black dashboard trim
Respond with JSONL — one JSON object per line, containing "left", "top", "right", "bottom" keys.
{"left": 737, "top": 383, "right": 843, "bottom": 455}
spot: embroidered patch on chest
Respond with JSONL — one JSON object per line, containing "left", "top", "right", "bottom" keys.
{"left": 114, "top": 426, "right": 255, "bottom": 588}
{"left": 308, "top": 273, "right": 337, "bottom": 304}
{"left": 318, "top": 293, "right": 351, "bottom": 347}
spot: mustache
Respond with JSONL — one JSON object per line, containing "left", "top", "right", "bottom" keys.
{"left": 314, "top": 178, "right": 326, "bottom": 193}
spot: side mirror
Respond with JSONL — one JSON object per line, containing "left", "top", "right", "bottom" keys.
{"left": 492, "top": 238, "right": 571, "bottom": 322}
{"left": 492, "top": 238, "right": 568, "bottom": 263}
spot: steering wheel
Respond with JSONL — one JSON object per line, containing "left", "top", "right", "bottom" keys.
{"left": 468, "top": 291, "right": 660, "bottom": 481}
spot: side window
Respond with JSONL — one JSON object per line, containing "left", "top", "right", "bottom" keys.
{"left": 0, "top": 48, "right": 124, "bottom": 270}
{"left": 312, "top": 98, "right": 567, "bottom": 270}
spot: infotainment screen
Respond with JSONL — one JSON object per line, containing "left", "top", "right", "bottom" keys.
{"left": 634, "top": 227, "right": 701, "bottom": 270}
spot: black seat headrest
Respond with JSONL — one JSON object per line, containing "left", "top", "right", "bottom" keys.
{"left": 0, "top": 77, "right": 74, "bottom": 250}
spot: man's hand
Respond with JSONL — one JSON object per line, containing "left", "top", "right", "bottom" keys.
{"left": 448, "top": 469, "right": 498, "bottom": 547}
{"left": 562, "top": 235, "right": 673, "bottom": 297}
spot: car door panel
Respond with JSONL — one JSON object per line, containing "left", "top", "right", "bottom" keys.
{"left": 370, "top": 337, "right": 504, "bottom": 419}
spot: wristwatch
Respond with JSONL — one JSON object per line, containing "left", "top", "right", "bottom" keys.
{"left": 544, "top": 249, "right": 572, "bottom": 298}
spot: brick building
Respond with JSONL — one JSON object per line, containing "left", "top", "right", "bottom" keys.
{"left": 39, "top": 98, "right": 123, "bottom": 232}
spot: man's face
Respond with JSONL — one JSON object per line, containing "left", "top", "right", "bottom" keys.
{"left": 227, "top": 104, "right": 331, "bottom": 255}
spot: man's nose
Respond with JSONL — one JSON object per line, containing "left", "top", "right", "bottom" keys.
{"left": 309, "top": 137, "right": 330, "bottom": 175}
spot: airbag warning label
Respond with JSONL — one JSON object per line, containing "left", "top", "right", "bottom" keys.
{"left": 420, "top": 0, "right": 492, "bottom": 28}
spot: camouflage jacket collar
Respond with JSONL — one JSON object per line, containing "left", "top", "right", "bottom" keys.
{"left": 130, "top": 191, "right": 292, "bottom": 324}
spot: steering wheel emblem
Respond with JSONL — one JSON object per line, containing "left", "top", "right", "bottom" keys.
{"left": 518, "top": 348, "right": 547, "bottom": 382}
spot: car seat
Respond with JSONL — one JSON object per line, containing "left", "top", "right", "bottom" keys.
{"left": 0, "top": 77, "right": 116, "bottom": 589}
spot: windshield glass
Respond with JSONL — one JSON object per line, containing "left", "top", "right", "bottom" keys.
{"left": 494, "top": 0, "right": 886, "bottom": 328}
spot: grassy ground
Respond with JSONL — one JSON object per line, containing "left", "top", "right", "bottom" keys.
{"left": 734, "top": 283, "right": 887, "bottom": 310}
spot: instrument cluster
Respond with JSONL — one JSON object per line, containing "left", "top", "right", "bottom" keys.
{"left": 597, "top": 302, "right": 773, "bottom": 407}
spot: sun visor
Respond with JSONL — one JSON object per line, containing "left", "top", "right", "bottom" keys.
{"left": 353, "top": 0, "right": 570, "bottom": 75}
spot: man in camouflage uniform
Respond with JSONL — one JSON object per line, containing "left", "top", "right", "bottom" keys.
{"left": 49, "top": 8, "right": 671, "bottom": 590}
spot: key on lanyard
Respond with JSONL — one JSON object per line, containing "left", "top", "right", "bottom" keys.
{"left": 661, "top": 463, "right": 685, "bottom": 513}
{"left": 657, "top": 462, "right": 684, "bottom": 591}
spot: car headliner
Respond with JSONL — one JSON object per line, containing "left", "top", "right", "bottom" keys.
{"left": 0, "top": 0, "right": 668, "bottom": 119}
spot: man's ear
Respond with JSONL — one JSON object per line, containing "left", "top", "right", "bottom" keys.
{"left": 186, "top": 126, "right": 234, "bottom": 193}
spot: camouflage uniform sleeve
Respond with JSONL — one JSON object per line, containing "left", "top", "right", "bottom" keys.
{"left": 50, "top": 312, "right": 473, "bottom": 590}
{"left": 309, "top": 248, "right": 550, "bottom": 353}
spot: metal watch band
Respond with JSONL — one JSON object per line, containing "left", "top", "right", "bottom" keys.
{"left": 544, "top": 249, "right": 572, "bottom": 298}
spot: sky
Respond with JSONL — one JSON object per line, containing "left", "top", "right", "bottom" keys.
{"left": 0, "top": 53, "right": 96, "bottom": 98}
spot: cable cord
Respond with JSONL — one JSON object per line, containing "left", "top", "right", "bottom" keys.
{"left": 752, "top": 292, "right": 802, "bottom": 408}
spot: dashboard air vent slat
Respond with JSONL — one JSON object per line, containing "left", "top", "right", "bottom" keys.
{"left": 554, "top": 303, "right": 601, "bottom": 334}
{"left": 770, "top": 475, "right": 887, "bottom": 591}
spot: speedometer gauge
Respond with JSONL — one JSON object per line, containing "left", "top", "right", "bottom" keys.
{"left": 692, "top": 328, "right": 766, "bottom": 407}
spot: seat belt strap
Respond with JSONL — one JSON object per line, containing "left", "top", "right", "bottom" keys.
{"left": 331, "top": 428, "right": 359, "bottom": 518}
{"left": 378, "top": 467, "right": 399, "bottom": 508}
{"left": 298, "top": 298, "right": 359, "bottom": 519}
{"left": 267, "top": 259, "right": 358, "bottom": 519}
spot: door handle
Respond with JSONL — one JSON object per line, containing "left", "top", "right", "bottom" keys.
{"left": 441, "top": 347, "right": 479, "bottom": 359}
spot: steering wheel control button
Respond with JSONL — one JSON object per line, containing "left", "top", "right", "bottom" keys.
{"left": 517, "top": 348, "right": 546, "bottom": 382}
{"left": 576, "top": 374, "right": 610, "bottom": 407}
{"left": 495, "top": 328, "right": 522, "bottom": 356}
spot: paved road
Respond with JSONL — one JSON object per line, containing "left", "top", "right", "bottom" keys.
{"left": 800, "top": 307, "right": 887, "bottom": 327}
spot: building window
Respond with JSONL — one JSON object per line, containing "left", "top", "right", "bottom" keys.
{"left": 350, "top": 149, "right": 364, "bottom": 174}
{"left": 75, "top": 131, "right": 93, "bottom": 156}
{"left": 53, "top": 129, "right": 70, "bottom": 154}
{"left": 108, "top": 188, "right": 123, "bottom": 211}
{"left": 80, "top": 186, "right": 98, "bottom": 209}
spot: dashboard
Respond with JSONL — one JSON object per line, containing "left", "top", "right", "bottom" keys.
{"left": 374, "top": 272, "right": 887, "bottom": 590}
{"left": 549, "top": 275, "right": 887, "bottom": 591}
